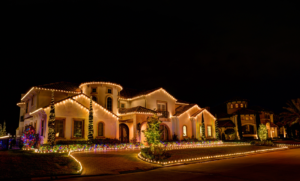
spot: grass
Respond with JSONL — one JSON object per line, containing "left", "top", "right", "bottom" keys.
{"left": 165, "top": 146, "right": 274, "bottom": 161}
{"left": 0, "top": 150, "right": 80, "bottom": 179}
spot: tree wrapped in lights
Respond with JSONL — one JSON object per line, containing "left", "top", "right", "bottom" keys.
{"left": 88, "top": 96, "right": 94, "bottom": 143}
{"left": 142, "top": 113, "right": 161, "bottom": 151}
{"left": 258, "top": 124, "right": 268, "bottom": 141}
{"left": 201, "top": 113, "right": 206, "bottom": 140}
{"left": 47, "top": 91, "right": 56, "bottom": 146}
{"left": 215, "top": 119, "right": 219, "bottom": 140}
{"left": 21, "top": 125, "right": 37, "bottom": 148}
{"left": 3, "top": 121, "right": 6, "bottom": 136}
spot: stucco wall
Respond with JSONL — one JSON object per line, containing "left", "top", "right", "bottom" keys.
{"left": 145, "top": 90, "right": 176, "bottom": 116}
{"left": 131, "top": 98, "right": 146, "bottom": 108}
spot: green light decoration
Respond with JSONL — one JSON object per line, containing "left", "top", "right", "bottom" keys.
{"left": 142, "top": 113, "right": 161, "bottom": 151}
{"left": 202, "top": 113, "right": 206, "bottom": 140}
{"left": 47, "top": 91, "right": 56, "bottom": 146}
{"left": 258, "top": 124, "right": 268, "bottom": 141}
{"left": 215, "top": 119, "right": 219, "bottom": 140}
{"left": 88, "top": 96, "right": 94, "bottom": 143}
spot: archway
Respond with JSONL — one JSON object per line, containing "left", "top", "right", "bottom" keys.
{"left": 119, "top": 124, "right": 129, "bottom": 143}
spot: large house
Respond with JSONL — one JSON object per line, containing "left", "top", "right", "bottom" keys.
{"left": 211, "top": 98, "right": 279, "bottom": 140}
{"left": 16, "top": 81, "right": 217, "bottom": 144}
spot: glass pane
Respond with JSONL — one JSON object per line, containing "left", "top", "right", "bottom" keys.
{"left": 183, "top": 126, "right": 187, "bottom": 136}
{"left": 74, "top": 121, "right": 83, "bottom": 138}
{"left": 98, "top": 123, "right": 103, "bottom": 136}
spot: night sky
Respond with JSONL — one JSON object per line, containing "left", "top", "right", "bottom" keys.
{"left": 3, "top": 1, "right": 299, "bottom": 135}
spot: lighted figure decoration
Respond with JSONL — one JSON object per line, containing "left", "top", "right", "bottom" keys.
{"left": 21, "top": 125, "right": 37, "bottom": 149}
{"left": 258, "top": 124, "right": 268, "bottom": 141}
{"left": 142, "top": 114, "right": 161, "bottom": 151}
{"left": 201, "top": 114, "right": 206, "bottom": 140}
{"left": 47, "top": 91, "right": 56, "bottom": 146}
{"left": 88, "top": 96, "right": 94, "bottom": 142}
{"left": 237, "top": 111, "right": 243, "bottom": 140}
{"left": 215, "top": 119, "right": 219, "bottom": 140}
{"left": 255, "top": 113, "right": 261, "bottom": 139}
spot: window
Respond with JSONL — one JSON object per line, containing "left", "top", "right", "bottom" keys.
{"left": 250, "top": 116, "right": 253, "bottom": 120}
{"left": 246, "top": 116, "right": 249, "bottom": 120}
{"left": 235, "top": 104, "right": 239, "bottom": 108}
{"left": 121, "top": 103, "right": 125, "bottom": 108}
{"left": 26, "top": 101, "right": 29, "bottom": 113}
{"left": 55, "top": 120, "right": 64, "bottom": 138}
{"left": 207, "top": 126, "right": 212, "bottom": 137}
{"left": 92, "top": 96, "right": 97, "bottom": 102}
{"left": 98, "top": 122, "right": 104, "bottom": 136}
{"left": 31, "top": 96, "right": 34, "bottom": 106}
{"left": 183, "top": 125, "right": 187, "bottom": 136}
{"left": 230, "top": 104, "right": 233, "bottom": 108}
{"left": 107, "top": 97, "right": 112, "bottom": 111}
{"left": 157, "top": 102, "right": 167, "bottom": 111}
{"left": 240, "top": 104, "right": 243, "bottom": 108}
{"left": 41, "top": 120, "right": 44, "bottom": 136}
{"left": 107, "top": 88, "right": 112, "bottom": 94}
{"left": 160, "top": 124, "right": 169, "bottom": 141}
{"left": 73, "top": 120, "right": 84, "bottom": 138}
{"left": 200, "top": 125, "right": 202, "bottom": 136}
{"left": 92, "top": 88, "right": 97, "bottom": 93}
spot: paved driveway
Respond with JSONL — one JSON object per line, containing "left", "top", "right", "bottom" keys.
{"left": 72, "top": 150, "right": 161, "bottom": 175}
{"left": 64, "top": 148, "right": 300, "bottom": 181}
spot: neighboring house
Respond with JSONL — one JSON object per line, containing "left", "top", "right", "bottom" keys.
{"left": 211, "top": 98, "right": 278, "bottom": 140}
{"left": 16, "top": 81, "right": 216, "bottom": 144}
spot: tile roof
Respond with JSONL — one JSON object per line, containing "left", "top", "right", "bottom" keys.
{"left": 36, "top": 82, "right": 81, "bottom": 92}
{"left": 118, "top": 106, "right": 157, "bottom": 114}
{"left": 191, "top": 109, "right": 205, "bottom": 117}
{"left": 218, "top": 120, "right": 236, "bottom": 127}
{"left": 174, "top": 104, "right": 197, "bottom": 116}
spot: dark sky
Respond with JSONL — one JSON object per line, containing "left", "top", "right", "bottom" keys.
{"left": 2, "top": 0, "right": 299, "bottom": 135}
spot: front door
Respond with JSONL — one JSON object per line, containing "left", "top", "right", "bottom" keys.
{"left": 119, "top": 124, "right": 129, "bottom": 143}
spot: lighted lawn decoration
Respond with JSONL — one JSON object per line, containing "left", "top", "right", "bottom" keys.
{"left": 47, "top": 91, "right": 56, "bottom": 146}
{"left": 258, "top": 124, "right": 268, "bottom": 141}
{"left": 88, "top": 96, "right": 94, "bottom": 143}
{"left": 21, "top": 125, "right": 37, "bottom": 149}
{"left": 225, "top": 128, "right": 236, "bottom": 140}
{"left": 201, "top": 113, "right": 206, "bottom": 140}
{"left": 142, "top": 113, "right": 161, "bottom": 151}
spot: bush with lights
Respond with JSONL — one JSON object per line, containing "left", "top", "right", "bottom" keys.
{"left": 21, "top": 125, "right": 38, "bottom": 149}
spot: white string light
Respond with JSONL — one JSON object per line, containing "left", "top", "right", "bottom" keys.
{"left": 79, "top": 81, "right": 123, "bottom": 90}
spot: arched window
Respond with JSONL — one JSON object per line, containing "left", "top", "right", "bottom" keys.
{"left": 183, "top": 125, "right": 187, "bottom": 136}
{"left": 235, "top": 104, "right": 239, "bottom": 108}
{"left": 230, "top": 104, "right": 233, "bottom": 109}
{"left": 107, "top": 97, "right": 112, "bottom": 111}
{"left": 92, "top": 96, "right": 97, "bottom": 102}
{"left": 98, "top": 122, "right": 104, "bottom": 137}
{"left": 240, "top": 104, "right": 244, "bottom": 108}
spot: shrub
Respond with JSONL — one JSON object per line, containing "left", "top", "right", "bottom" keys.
{"left": 141, "top": 146, "right": 171, "bottom": 161}
{"left": 258, "top": 124, "right": 268, "bottom": 141}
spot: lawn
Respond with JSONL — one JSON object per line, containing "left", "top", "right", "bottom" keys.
{"left": 166, "top": 146, "right": 274, "bottom": 161}
{"left": 0, "top": 150, "right": 80, "bottom": 179}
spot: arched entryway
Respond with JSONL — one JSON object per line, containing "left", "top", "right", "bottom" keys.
{"left": 159, "top": 124, "right": 170, "bottom": 141}
{"left": 140, "top": 122, "right": 147, "bottom": 145}
{"left": 119, "top": 124, "right": 129, "bottom": 143}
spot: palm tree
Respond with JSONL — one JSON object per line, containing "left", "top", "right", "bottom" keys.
{"left": 280, "top": 98, "right": 300, "bottom": 138}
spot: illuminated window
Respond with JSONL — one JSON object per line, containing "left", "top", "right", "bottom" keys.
{"left": 246, "top": 116, "right": 249, "bottom": 120}
{"left": 250, "top": 116, "right": 253, "bottom": 120}
{"left": 73, "top": 119, "right": 84, "bottom": 138}
{"left": 183, "top": 126, "right": 187, "bottom": 136}
{"left": 207, "top": 126, "right": 212, "bottom": 137}
{"left": 235, "top": 104, "right": 239, "bottom": 108}
{"left": 55, "top": 119, "right": 65, "bottom": 138}
{"left": 107, "top": 97, "right": 112, "bottom": 111}
{"left": 200, "top": 125, "right": 202, "bottom": 136}
{"left": 98, "top": 122, "right": 104, "bottom": 136}
{"left": 240, "top": 104, "right": 243, "bottom": 108}
{"left": 157, "top": 102, "right": 167, "bottom": 111}
{"left": 230, "top": 104, "right": 233, "bottom": 108}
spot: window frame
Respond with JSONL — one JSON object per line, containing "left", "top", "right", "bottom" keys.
{"left": 235, "top": 104, "right": 239, "bottom": 108}
{"left": 98, "top": 122, "right": 105, "bottom": 137}
{"left": 41, "top": 120, "right": 45, "bottom": 136}
{"left": 91, "top": 87, "right": 97, "bottom": 93}
{"left": 106, "top": 97, "right": 113, "bottom": 112}
{"left": 207, "top": 125, "right": 212, "bottom": 137}
{"left": 107, "top": 87, "right": 112, "bottom": 94}
{"left": 182, "top": 125, "right": 187, "bottom": 137}
{"left": 121, "top": 103, "right": 125, "bottom": 108}
{"left": 72, "top": 118, "right": 85, "bottom": 139}
{"left": 157, "top": 100, "right": 168, "bottom": 112}
{"left": 55, "top": 118, "right": 65, "bottom": 139}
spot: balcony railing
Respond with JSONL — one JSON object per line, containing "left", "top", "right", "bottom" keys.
{"left": 157, "top": 111, "right": 169, "bottom": 118}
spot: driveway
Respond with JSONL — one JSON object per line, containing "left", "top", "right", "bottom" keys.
{"left": 61, "top": 148, "right": 300, "bottom": 181}
{"left": 72, "top": 150, "right": 161, "bottom": 175}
